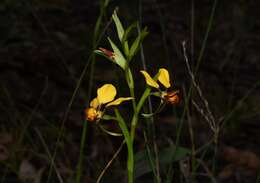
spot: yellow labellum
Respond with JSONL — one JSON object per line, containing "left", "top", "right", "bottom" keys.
{"left": 90, "top": 98, "right": 99, "bottom": 109}
{"left": 97, "top": 84, "right": 117, "bottom": 104}
{"left": 158, "top": 68, "right": 171, "bottom": 88}
{"left": 140, "top": 70, "right": 159, "bottom": 89}
{"left": 85, "top": 108, "right": 98, "bottom": 122}
{"left": 106, "top": 97, "right": 133, "bottom": 107}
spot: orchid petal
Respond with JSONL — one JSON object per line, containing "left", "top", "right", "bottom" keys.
{"left": 158, "top": 68, "right": 171, "bottom": 88}
{"left": 97, "top": 84, "right": 117, "bottom": 104}
{"left": 140, "top": 70, "right": 159, "bottom": 88}
{"left": 106, "top": 97, "right": 133, "bottom": 107}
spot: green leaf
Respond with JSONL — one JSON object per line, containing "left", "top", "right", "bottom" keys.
{"left": 102, "top": 114, "right": 117, "bottom": 120}
{"left": 122, "top": 21, "right": 138, "bottom": 43}
{"left": 129, "top": 27, "right": 148, "bottom": 60}
{"left": 141, "top": 113, "right": 155, "bottom": 118}
{"left": 150, "top": 92, "right": 161, "bottom": 97}
{"left": 142, "top": 99, "right": 165, "bottom": 118}
{"left": 134, "top": 145, "right": 191, "bottom": 178}
{"left": 115, "top": 109, "right": 131, "bottom": 143}
{"left": 122, "top": 22, "right": 138, "bottom": 57}
{"left": 112, "top": 10, "right": 125, "bottom": 42}
{"left": 123, "top": 41, "right": 130, "bottom": 57}
{"left": 98, "top": 124, "right": 122, "bottom": 137}
{"left": 108, "top": 37, "right": 127, "bottom": 70}
{"left": 141, "top": 93, "right": 168, "bottom": 118}
{"left": 114, "top": 109, "right": 133, "bottom": 154}
{"left": 115, "top": 109, "right": 134, "bottom": 181}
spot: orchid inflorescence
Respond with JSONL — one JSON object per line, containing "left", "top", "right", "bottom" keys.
{"left": 85, "top": 68, "right": 180, "bottom": 122}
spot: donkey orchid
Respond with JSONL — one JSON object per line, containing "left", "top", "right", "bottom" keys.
{"left": 85, "top": 84, "right": 133, "bottom": 122}
{"left": 140, "top": 68, "right": 180, "bottom": 105}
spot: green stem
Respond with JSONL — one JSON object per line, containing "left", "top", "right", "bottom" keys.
{"left": 130, "top": 87, "right": 151, "bottom": 140}
{"left": 76, "top": 121, "right": 88, "bottom": 183}
{"left": 125, "top": 67, "right": 137, "bottom": 111}
{"left": 115, "top": 109, "right": 134, "bottom": 183}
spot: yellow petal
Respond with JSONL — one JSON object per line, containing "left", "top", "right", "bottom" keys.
{"left": 106, "top": 97, "right": 133, "bottom": 107}
{"left": 158, "top": 68, "right": 171, "bottom": 88}
{"left": 97, "top": 84, "right": 117, "bottom": 104}
{"left": 140, "top": 70, "right": 159, "bottom": 88}
{"left": 90, "top": 98, "right": 99, "bottom": 109}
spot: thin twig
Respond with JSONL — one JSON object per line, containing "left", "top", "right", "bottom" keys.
{"left": 182, "top": 41, "right": 217, "bottom": 132}
{"left": 183, "top": 86, "right": 196, "bottom": 182}
{"left": 192, "top": 100, "right": 215, "bottom": 132}
{"left": 96, "top": 140, "right": 125, "bottom": 183}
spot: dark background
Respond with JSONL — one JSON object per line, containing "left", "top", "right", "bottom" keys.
{"left": 0, "top": 0, "right": 260, "bottom": 182}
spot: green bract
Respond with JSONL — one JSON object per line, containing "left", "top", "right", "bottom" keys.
{"left": 129, "top": 27, "right": 148, "bottom": 60}
{"left": 108, "top": 37, "right": 127, "bottom": 70}
{"left": 112, "top": 10, "right": 125, "bottom": 42}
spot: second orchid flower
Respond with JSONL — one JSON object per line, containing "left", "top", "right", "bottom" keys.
{"left": 140, "top": 68, "right": 180, "bottom": 105}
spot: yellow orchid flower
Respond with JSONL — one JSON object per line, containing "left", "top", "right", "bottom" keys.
{"left": 140, "top": 68, "right": 171, "bottom": 89}
{"left": 140, "top": 68, "right": 180, "bottom": 105}
{"left": 85, "top": 84, "right": 133, "bottom": 122}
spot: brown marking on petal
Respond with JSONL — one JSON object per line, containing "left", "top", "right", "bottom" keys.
{"left": 99, "top": 47, "right": 114, "bottom": 59}
{"left": 164, "top": 90, "right": 180, "bottom": 105}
